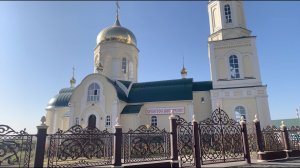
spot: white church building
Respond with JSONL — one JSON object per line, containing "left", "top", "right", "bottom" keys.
{"left": 45, "top": 1, "right": 271, "bottom": 133}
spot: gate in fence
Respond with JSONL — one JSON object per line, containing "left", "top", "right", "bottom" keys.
{"left": 198, "top": 108, "right": 245, "bottom": 164}
{"left": 176, "top": 108, "right": 249, "bottom": 167}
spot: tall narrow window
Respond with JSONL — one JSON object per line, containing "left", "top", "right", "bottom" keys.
{"left": 106, "top": 116, "right": 111, "bottom": 127}
{"left": 234, "top": 106, "right": 246, "bottom": 121}
{"left": 75, "top": 117, "right": 79, "bottom": 125}
{"left": 151, "top": 116, "right": 157, "bottom": 127}
{"left": 224, "top": 4, "right": 232, "bottom": 23}
{"left": 87, "top": 83, "right": 100, "bottom": 102}
{"left": 229, "top": 55, "right": 240, "bottom": 79}
{"left": 122, "top": 57, "right": 127, "bottom": 73}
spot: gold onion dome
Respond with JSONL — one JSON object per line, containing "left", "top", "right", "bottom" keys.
{"left": 181, "top": 66, "right": 187, "bottom": 74}
{"left": 96, "top": 17, "right": 137, "bottom": 46}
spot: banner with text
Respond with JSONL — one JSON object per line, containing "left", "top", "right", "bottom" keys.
{"left": 146, "top": 107, "right": 185, "bottom": 115}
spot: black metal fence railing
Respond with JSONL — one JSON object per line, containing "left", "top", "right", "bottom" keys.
{"left": 0, "top": 125, "right": 35, "bottom": 168}
{"left": 261, "top": 125, "right": 284, "bottom": 151}
{"left": 122, "top": 125, "right": 171, "bottom": 164}
{"left": 246, "top": 122, "right": 258, "bottom": 159}
{"left": 47, "top": 125, "right": 114, "bottom": 167}
{"left": 288, "top": 126, "right": 300, "bottom": 150}
{"left": 3, "top": 109, "right": 300, "bottom": 168}
{"left": 176, "top": 117, "right": 194, "bottom": 167}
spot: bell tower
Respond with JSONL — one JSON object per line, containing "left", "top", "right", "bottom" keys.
{"left": 207, "top": 0, "right": 271, "bottom": 127}
{"left": 208, "top": 0, "right": 262, "bottom": 88}
{"left": 208, "top": 0, "right": 250, "bottom": 41}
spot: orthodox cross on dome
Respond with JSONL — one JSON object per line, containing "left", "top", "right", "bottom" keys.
{"left": 70, "top": 66, "right": 76, "bottom": 88}
{"left": 115, "top": 1, "right": 121, "bottom": 26}
{"left": 72, "top": 66, "right": 75, "bottom": 78}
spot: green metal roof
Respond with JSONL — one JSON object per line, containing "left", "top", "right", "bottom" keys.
{"left": 48, "top": 78, "right": 213, "bottom": 108}
{"left": 118, "top": 80, "right": 132, "bottom": 88}
{"left": 127, "top": 78, "right": 193, "bottom": 103}
{"left": 106, "top": 78, "right": 128, "bottom": 102}
{"left": 272, "top": 118, "right": 300, "bottom": 128}
{"left": 121, "top": 104, "right": 144, "bottom": 114}
{"left": 192, "top": 81, "right": 213, "bottom": 91}
{"left": 48, "top": 87, "right": 74, "bottom": 107}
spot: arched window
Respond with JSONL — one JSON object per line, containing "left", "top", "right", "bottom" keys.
{"left": 151, "top": 116, "right": 157, "bottom": 127}
{"left": 224, "top": 4, "right": 232, "bottom": 23}
{"left": 88, "top": 115, "right": 96, "bottom": 129}
{"left": 229, "top": 55, "right": 240, "bottom": 79}
{"left": 234, "top": 106, "right": 246, "bottom": 121}
{"left": 106, "top": 116, "right": 111, "bottom": 127}
{"left": 87, "top": 83, "right": 100, "bottom": 102}
{"left": 122, "top": 57, "right": 127, "bottom": 73}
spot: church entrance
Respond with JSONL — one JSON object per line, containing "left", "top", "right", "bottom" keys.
{"left": 88, "top": 114, "right": 96, "bottom": 129}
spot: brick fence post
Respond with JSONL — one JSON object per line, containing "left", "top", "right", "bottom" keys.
{"left": 169, "top": 111, "right": 179, "bottom": 168}
{"left": 34, "top": 116, "right": 48, "bottom": 168}
{"left": 114, "top": 121, "right": 122, "bottom": 167}
{"left": 253, "top": 115, "right": 264, "bottom": 152}
{"left": 280, "top": 121, "right": 291, "bottom": 158}
{"left": 240, "top": 117, "right": 251, "bottom": 164}
{"left": 192, "top": 115, "right": 201, "bottom": 168}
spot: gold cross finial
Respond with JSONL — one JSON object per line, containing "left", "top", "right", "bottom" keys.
{"left": 72, "top": 66, "right": 75, "bottom": 78}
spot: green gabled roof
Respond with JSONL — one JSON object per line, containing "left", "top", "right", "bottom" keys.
{"left": 121, "top": 104, "right": 143, "bottom": 114}
{"left": 48, "top": 87, "right": 74, "bottom": 107}
{"left": 192, "top": 81, "right": 213, "bottom": 91}
{"left": 127, "top": 78, "right": 193, "bottom": 103}
{"left": 118, "top": 80, "right": 132, "bottom": 88}
{"left": 272, "top": 118, "right": 300, "bottom": 128}
{"left": 106, "top": 78, "right": 128, "bottom": 102}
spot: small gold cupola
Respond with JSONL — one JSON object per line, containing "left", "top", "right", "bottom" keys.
{"left": 181, "top": 57, "right": 187, "bottom": 79}
{"left": 70, "top": 67, "right": 76, "bottom": 88}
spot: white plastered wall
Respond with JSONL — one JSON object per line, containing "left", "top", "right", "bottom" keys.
{"left": 94, "top": 41, "right": 139, "bottom": 82}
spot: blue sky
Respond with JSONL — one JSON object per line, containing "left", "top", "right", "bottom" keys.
{"left": 0, "top": 1, "right": 300, "bottom": 133}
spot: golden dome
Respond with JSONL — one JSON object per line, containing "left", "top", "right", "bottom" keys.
{"left": 181, "top": 66, "right": 187, "bottom": 74}
{"left": 96, "top": 18, "right": 137, "bottom": 46}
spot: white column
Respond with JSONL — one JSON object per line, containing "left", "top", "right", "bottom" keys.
{"left": 188, "top": 103, "right": 194, "bottom": 122}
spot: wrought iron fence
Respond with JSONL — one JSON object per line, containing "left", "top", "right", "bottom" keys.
{"left": 246, "top": 122, "right": 258, "bottom": 159}
{"left": 0, "top": 125, "right": 35, "bottom": 168}
{"left": 47, "top": 125, "right": 113, "bottom": 167}
{"left": 288, "top": 126, "right": 300, "bottom": 150}
{"left": 176, "top": 116, "right": 194, "bottom": 167}
{"left": 262, "top": 125, "right": 284, "bottom": 151}
{"left": 199, "top": 108, "right": 245, "bottom": 164}
{"left": 122, "top": 125, "right": 171, "bottom": 164}
{"left": 6, "top": 109, "right": 300, "bottom": 168}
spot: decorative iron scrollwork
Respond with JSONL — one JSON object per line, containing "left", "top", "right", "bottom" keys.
{"left": 199, "top": 108, "right": 244, "bottom": 164}
{"left": 176, "top": 116, "right": 194, "bottom": 167}
{"left": 288, "top": 126, "right": 300, "bottom": 150}
{"left": 123, "top": 125, "right": 171, "bottom": 163}
{"left": 246, "top": 122, "right": 258, "bottom": 159}
{"left": 47, "top": 125, "right": 113, "bottom": 167}
{"left": 0, "top": 125, "right": 33, "bottom": 168}
{"left": 262, "top": 125, "right": 284, "bottom": 151}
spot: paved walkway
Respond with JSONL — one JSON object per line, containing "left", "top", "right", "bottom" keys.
{"left": 201, "top": 157, "right": 300, "bottom": 167}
